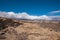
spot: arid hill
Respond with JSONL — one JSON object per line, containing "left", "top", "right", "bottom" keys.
{"left": 0, "top": 17, "right": 60, "bottom": 40}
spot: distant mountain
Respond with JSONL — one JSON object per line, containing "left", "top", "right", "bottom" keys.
{"left": 17, "top": 16, "right": 60, "bottom": 20}
{"left": 49, "top": 16, "right": 60, "bottom": 20}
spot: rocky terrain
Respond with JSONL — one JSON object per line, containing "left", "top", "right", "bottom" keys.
{"left": 0, "top": 17, "right": 60, "bottom": 40}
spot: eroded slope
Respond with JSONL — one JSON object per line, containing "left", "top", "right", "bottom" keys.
{"left": 0, "top": 17, "right": 60, "bottom": 40}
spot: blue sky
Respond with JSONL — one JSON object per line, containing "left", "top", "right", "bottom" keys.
{"left": 0, "top": 0, "right": 60, "bottom": 16}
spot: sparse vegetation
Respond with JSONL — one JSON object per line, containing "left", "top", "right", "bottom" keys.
{"left": 0, "top": 17, "right": 60, "bottom": 40}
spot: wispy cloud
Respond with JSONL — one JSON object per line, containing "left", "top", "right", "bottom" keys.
{"left": 49, "top": 10, "right": 60, "bottom": 14}
{"left": 0, "top": 11, "right": 51, "bottom": 20}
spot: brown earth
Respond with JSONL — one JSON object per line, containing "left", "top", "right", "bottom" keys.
{"left": 0, "top": 17, "right": 60, "bottom": 40}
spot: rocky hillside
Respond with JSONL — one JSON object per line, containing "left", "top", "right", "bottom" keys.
{"left": 0, "top": 17, "right": 60, "bottom": 40}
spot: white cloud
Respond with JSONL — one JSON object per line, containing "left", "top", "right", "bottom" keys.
{"left": 1, "top": 11, "right": 60, "bottom": 20}
{"left": 0, "top": 11, "right": 52, "bottom": 20}
{"left": 49, "top": 10, "right": 60, "bottom": 14}
{"left": 0, "top": 11, "right": 60, "bottom": 20}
